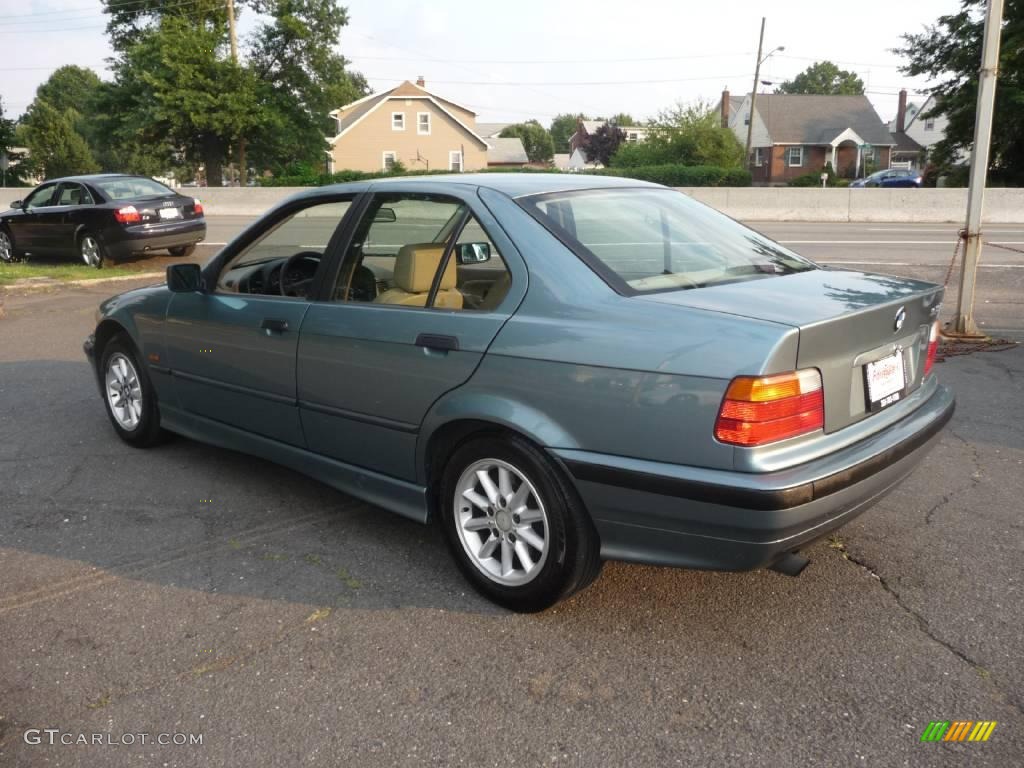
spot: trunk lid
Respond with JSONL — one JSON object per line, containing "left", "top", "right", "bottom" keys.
{"left": 639, "top": 269, "right": 944, "bottom": 432}
{"left": 126, "top": 195, "right": 203, "bottom": 225}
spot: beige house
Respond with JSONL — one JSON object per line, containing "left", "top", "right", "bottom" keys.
{"left": 327, "top": 79, "right": 492, "bottom": 173}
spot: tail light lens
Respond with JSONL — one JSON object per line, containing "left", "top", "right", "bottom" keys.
{"left": 715, "top": 369, "right": 824, "bottom": 447}
{"left": 193, "top": 198, "right": 204, "bottom": 216}
{"left": 924, "top": 320, "right": 940, "bottom": 376}
{"left": 113, "top": 205, "right": 141, "bottom": 224}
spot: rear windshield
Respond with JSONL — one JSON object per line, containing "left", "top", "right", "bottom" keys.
{"left": 520, "top": 187, "right": 816, "bottom": 294}
{"left": 94, "top": 177, "right": 176, "bottom": 201}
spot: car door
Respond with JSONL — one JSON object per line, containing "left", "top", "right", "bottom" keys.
{"left": 162, "top": 194, "right": 359, "bottom": 447}
{"left": 8, "top": 182, "right": 58, "bottom": 251}
{"left": 47, "top": 182, "right": 89, "bottom": 253}
{"left": 296, "top": 188, "right": 526, "bottom": 482}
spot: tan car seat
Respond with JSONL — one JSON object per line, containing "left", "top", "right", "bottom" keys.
{"left": 375, "top": 244, "right": 463, "bottom": 309}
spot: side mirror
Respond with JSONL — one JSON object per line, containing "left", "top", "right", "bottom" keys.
{"left": 373, "top": 207, "right": 397, "bottom": 223}
{"left": 457, "top": 242, "right": 491, "bottom": 264}
{"left": 10, "top": 200, "right": 22, "bottom": 209}
{"left": 167, "top": 263, "right": 204, "bottom": 293}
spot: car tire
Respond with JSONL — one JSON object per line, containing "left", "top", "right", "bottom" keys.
{"left": 0, "top": 228, "right": 17, "bottom": 263}
{"left": 99, "top": 335, "right": 165, "bottom": 448}
{"left": 439, "top": 433, "right": 602, "bottom": 612}
{"left": 169, "top": 245, "right": 196, "bottom": 258}
{"left": 79, "top": 232, "right": 105, "bottom": 269}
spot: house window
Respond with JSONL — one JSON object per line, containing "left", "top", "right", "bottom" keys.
{"left": 924, "top": 118, "right": 936, "bottom": 131}
{"left": 786, "top": 146, "right": 804, "bottom": 167}
{"left": 417, "top": 112, "right": 431, "bottom": 135}
{"left": 391, "top": 112, "right": 405, "bottom": 131}
{"left": 382, "top": 151, "right": 397, "bottom": 172}
{"left": 863, "top": 146, "right": 875, "bottom": 162}
{"left": 754, "top": 147, "right": 766, "bottom": 167}
{"left": 627, "top": 132, "right": 639, "bottom": 143}
{"left": 449, "top": 150, "right": 463, "bottom": 172}
{"left": 744, "top": 112, "right": 750, "bottom": 126}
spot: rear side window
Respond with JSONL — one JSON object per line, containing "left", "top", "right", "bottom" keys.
{"left": 94, "top": 177, "right": 175, "bottom": 200}
{"left": 520, "top": 188, "right": 816, "bottom": 294}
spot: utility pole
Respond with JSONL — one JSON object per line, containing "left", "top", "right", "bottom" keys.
{"left": 226, "top": 0, "right": 246, "bottom": 187}
{"left": 744, "top": 17, "right": 766, "bottom": 172}
{"left": 950, "top": 0, "right": 1004, "bottom": 338}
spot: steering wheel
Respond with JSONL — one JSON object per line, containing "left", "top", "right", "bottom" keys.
{"left": 280, "top": 251, "right": 320, "bottom": 298}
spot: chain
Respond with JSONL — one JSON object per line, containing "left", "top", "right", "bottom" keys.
{"left": 983, "top": 239, "right": 1024, "bottom": 256}
{"left": 943, "top": 229, "right": 966, "bottom": 287}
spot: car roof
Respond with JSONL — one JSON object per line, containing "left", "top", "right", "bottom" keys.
{"left": 40, "top": 174, "right": 160, "bottom": 185}
{"left": 320, "top": 173, "right": 664, "bottom": 199}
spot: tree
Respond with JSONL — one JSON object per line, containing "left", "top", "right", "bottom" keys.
{"left": 583, "top": 123, "right": 625, "bottom": 166}
{"left": 549, "top": 112, "right": 587, "bottom": 153}
{"left": 897, "top": 0, "right": 1024, "bottom": 185}
{"left": 34, "top": 66, "right": 102, "bottom": 117}
{"left": 499, "top": 120, "right": 554, "bottom": 164}
{"left": 607, "top": 112, "right": 636, "bottom": 127}
{"left": 777, "top": 61, "right": 865, "bottom": 95}
{"left": 21, "top": 100, "right": 99, "bottom": 178}
{"left": 612, "top": 100, "right": 743, "bottom": 169}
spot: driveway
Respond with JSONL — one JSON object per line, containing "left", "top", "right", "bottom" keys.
{"left": 0, "top": 277, "right": 1021, "bottom": 767}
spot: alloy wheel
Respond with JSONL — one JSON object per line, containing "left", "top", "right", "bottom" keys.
{"left": 105, "top": 352, "right": 143, "bottom": 430}
{"left": 0, "top": 231, "right": 12, "bottom": 263}
{"left": 453, "top": 458, "right": 550, "bottom": 586}
{"left": 81, "top": 235, "right": 101, "bottom": 267}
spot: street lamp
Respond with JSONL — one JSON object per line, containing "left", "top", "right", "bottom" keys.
{"left": 744, "top": 18, "right": 785, "bottom": 172}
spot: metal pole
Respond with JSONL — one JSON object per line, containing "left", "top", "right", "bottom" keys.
{"left": 744, "top": 17, "right": 766, "bottom": 173}
{"left": 951, "top": 0, "right": 1004, "bottom": 338}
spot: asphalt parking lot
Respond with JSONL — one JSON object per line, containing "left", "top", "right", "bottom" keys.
{"left": 1, "top": 229, "right": 1022, "bottom": 766}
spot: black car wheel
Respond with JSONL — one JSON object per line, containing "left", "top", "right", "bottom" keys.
{"left": 79, "top": 232, "right": 105, "bottom": 269}
{"left": 0, "top": 229, "right": 17, "bottom": 263}
{"left": 169, "top": 245, "right": 196, "bottom": 258}
{"left": 439, "top": 433, "right": 602, "bottom": 612}
{"left": 99, "top": 335, "right": 165, "bottom": 448}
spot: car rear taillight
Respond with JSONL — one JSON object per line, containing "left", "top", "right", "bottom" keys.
{"left": 714, "top": 369, "right": 825, "bottom": 447}
{"left": 193, "top": 198, "right": 204, "bottom": 216}
{"left": 113, "top": 205, "right": 141, "bottom": 224}
{"left": 924, "top": 320, "right": 940, "bottom": 376}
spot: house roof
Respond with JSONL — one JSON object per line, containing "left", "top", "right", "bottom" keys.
{"left": 477, "top": 122, "right": 511, "bottom": 138}
{"left": 328, "top": 81, "right": 489, "bottom": 148}
{"left": 755, "top": 94, "right": 896, "bottom": 146}
{"left": 891, "top": 131, "right": 925, "bottom": 153}
{"left": 487, "top": 137, "right": 528, "bottom": 164}
{"left": 580, "top": 119, "right": 646, "bottom": 135}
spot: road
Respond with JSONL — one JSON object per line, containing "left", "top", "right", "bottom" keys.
{"left": 0, "top": 261, "right": 1022, "bottom": 765}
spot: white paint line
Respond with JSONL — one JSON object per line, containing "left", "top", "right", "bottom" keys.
{"left": 866, "top": 227, "right": 1024, "bottom": 234}
{"left": 783, "top": 240, "right": 1024, "bottom": 245}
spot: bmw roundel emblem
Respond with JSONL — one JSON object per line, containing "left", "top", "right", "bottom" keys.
{"left": 894, "top": 306, "right": 906, "bottom": 332}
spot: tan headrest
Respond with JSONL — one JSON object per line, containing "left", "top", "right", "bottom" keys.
{"left": 393, "top": 243, "right": 457, "bottom": 293}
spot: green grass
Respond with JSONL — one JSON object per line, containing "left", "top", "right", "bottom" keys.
{"left": 0, "top": 262, "right": 141, "bottom": 286}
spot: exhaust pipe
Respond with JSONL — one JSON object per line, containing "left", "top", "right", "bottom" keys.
{"left": 770, "top": 551, "right": 809, "bottom": 577}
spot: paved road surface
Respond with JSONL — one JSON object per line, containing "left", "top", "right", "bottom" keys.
{"left": 0, "top": 275, "right": 1021, "bottom": 766}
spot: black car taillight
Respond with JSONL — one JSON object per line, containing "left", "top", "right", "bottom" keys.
{"left": 114, "top": 205, "right": 141, "bottom": 224}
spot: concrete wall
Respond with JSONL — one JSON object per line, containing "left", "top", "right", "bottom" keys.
{"left": 4, "top": 185, "right": 1024, "bottom": 222}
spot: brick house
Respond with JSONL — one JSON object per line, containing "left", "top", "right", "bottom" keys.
{"left": 718, "top": 91, "right": 897, "bottom": 184}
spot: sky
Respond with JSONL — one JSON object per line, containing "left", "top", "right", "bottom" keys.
{"left": 0, "top": 0, "right": 966, "bottom": 126}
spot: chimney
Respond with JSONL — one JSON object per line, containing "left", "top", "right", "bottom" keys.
{"left": 721, "top": 89, "right": 730, "bottom": 128}
{"left": 896, "top": 88, "right": 908, "bottom": 133}
{"left": 415, "top": 75, "right": 425, "bottom": 88}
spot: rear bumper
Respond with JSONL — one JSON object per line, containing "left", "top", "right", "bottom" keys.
{"left": 556, "top": 382, "right": 955, "bottom": 571}
{"left": 105, "top": 219, "right": 206, "bottom": 259}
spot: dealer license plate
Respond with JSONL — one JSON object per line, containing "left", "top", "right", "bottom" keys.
{"left": 865, "top": 350, "right": 907, "bottom": 411}
{"left": 159, "top": 207, "right": 181, "bottom": 220}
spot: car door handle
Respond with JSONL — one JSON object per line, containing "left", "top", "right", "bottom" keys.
{"left": 261, "top": 318, "right": 290, "bottom": 333}
{"left": 415, "top": 333, "right": 459, "bottom": 352}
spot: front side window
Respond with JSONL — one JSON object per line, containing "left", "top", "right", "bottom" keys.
{"left": 520, "top": 188, "right": 815, "bottom": 296}
{"left": 418, "top": 112, "right": 431, "bottom": 135}
{"left": 24, "top": 183, "right": 57, "bottom": 209}
{"left": 216, "top": 199, "right": 353, "bottom": 297}
{"left": 332, "top": 193, "right": 512, "bottom": 311}
{"left": 787, "top": 146, "right": 803, "bottom": 167}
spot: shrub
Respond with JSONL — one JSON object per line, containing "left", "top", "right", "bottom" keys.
{"left": 590, "top": 164, "right": 751, "bottom": 187}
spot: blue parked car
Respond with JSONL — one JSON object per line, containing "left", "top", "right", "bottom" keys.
{"left": 850, "top": 168, "right": 923, "bottom": 188}
{"left": 85, "top": 174, "right": 954, "bottom": 611}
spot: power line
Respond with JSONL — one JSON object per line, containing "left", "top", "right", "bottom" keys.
{"left": 349, "top": 52, "right": 754, "bottom": 65}
{"left": 0, "top": 0, "right": 214, "bottom": 28}
{"left": 361, "top": 74, "right": 751, "bottom": 87}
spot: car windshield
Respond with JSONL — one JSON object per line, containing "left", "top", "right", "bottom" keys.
{"left": 520, "top": 187, "right": 816, "bottom": 294}
{"left": 94, "top": 177, "right": 176, "bottom": 201}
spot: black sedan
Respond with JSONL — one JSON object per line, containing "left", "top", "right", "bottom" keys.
{"left": 0, "top": 174, "right": 206, "bottom": 268}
